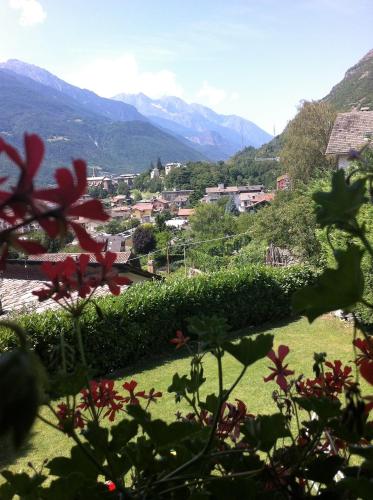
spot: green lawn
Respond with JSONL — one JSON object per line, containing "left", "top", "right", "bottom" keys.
{"left": 6, "top": 316, "right": 360, "bottom": 474}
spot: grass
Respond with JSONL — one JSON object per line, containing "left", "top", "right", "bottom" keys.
{"left": 4, "top": 315, "right": 360, "bottom": 474}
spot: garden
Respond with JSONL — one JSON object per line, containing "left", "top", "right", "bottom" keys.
{"left": 0, "top": 134, "right": 373, "bottom": 498}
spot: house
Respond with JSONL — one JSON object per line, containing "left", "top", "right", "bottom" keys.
{"left": 87, "top": 176, "right": 113, "bottom": 191}
{"left": 110, "top": 206, "right": 131, "bottom": 219}
{"left": 238, "top": 192, "right": 275, "bottom": 212}
{"left": 178, "top": 208, "right": 195, "bottom": 218}
{"left": 276, "top": 174, "right": 290, "bottom": 191}
{"left": 161, "top": 190, "right": 194, "bottom": 203}
{"left": 326, "top": 110, "right": 373, "bottom": 169}
{"left": 152, "top": 198, "right": 170, "bottom": 212}
{"left": 150, "top": 167, "right": 160, "bottom": 179}
{"left": 0, "top": 255, "right": 160, "bottom": 316}
{"left": 113, "top": 174, "right": 138, "bottom": 187}
{"left": 111, "top": 195, "right": 128, "bottom": 207}
{"left": 131, "top": 202, "right": 154, "bottom": 222}
{"left": 204, "top": 184, "right": 264, "bottom": 204}
{"left": 165, "top": 162, "right": 182, "bottom": 175}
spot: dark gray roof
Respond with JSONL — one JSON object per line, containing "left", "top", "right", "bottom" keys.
{"left": 326, "top": 111, "right": 373, "bottom": 155}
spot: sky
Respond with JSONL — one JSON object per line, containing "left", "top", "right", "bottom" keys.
{"left": 0, "top": 0, "right": 372, "bottom": 134}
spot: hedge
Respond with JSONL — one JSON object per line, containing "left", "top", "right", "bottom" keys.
{"left": 0, "top": 265, "right": 315, "bottom": 374}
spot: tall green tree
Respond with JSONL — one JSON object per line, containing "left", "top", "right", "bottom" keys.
{"left": 281, "top": 100, "right": 337, "bottom": 184}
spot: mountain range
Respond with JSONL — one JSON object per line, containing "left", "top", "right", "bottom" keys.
{"left": 233, "top": 49, "right": 373, "bottom": 165}
{"left": 0, "top": 59, "right": 271, "bottom": 180}
{"left": 323, "top": 49, "right": 373, "bottom": 111}
{"left": 113, "top": 93, "right": 272, "bottom": 159}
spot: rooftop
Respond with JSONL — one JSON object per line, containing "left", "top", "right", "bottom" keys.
{"left": 326, "top": 111, "right": 373, "bottom": 155}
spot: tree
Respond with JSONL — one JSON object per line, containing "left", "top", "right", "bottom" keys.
{"left": 225, "top": 196, "right": 239, "bottom": 216}
{"left": 156, "top": 157, "right": 163, "bottom": 171}
{"left": 116, "top": 181, "right": 130, "bottom": 196}
{"left": 155, "top": 211, "right": 172, "bottom": 231}
{"left": 247, "top": 188, "right": 322, "bottom": 263}
{"left": 133, "top": 225, "right": 156, "bottom": 254}
{"left": 281, "top": 100, "right": 337, "bottom": 184}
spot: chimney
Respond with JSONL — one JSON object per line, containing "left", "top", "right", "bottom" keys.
{"left": 147, "top": 259, "right": 156, "bottom": 274}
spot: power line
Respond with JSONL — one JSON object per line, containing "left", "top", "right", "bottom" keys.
{"left": 126, "top": 230, "right": 250, "bottom": 264}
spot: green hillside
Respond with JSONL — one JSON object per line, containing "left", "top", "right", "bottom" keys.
{"left": 0, "top": 70, "right": 206, "bottom": 182}
{"left": 323, "top": 49, "right": 373, "bottom": 111}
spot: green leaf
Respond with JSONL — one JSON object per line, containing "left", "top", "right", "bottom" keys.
{"left": 141, "top": 419, "right": 201, "bottom": 448}
{"left": 207, "top": 477, "right": 257, "bottom": 499}
{"left": 224, "top": 334, "right": 273, "bottom": 367}
{"left": 50, "top": 365, "right": 89, "bottom": 397}
{"left": 47, "top": 472, "right": 108, "bottom": 499}
{"left": 47, "top": 444, "right": 102, "bottom": 481}
{"left": 110, "top": 419, "right": 138, "bottom": 452}
{"left": 199, "top": 393, "right": 219, "bottom": 413}
{"left": 242, "top": 413, "right": 290, "bottom": 452}
{"left": 313, "top": 169, "right": 366, "bottom": 227}
{"left": 294, "top": 396, "right": 341, "bottom": 420}
{"left": 0, "top": 350, "right": 40, "bottom": 448}
{"left": 188, "top": 315, "right": 230, "bottom": 347}
{"left": 336, "top": 477, "right": 373, "bottom": 499}
{"left": 304, "top": 455, "right": 344, "bottom": 483}
{"left": 0, "top": 470, "right": 45, "bottom": 498}
{"left": 292, "top": 245, "right": 364, "bottom": 322}
{"left": 168, "top": 373, "right": 189, "bottom": 395}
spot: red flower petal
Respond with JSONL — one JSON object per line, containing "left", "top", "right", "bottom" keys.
{"left": 72, "top": 159, "right": 87, "bottom": 199}
{"left": 0, "top": 138, "right": 23, "bottom": 167}
{"left": 68, "top": 199, "right": 109, "bottom": 221}
{"left": 278, "top": 345, "right": 290, "bottom": 362}
{"left": 13, "top": 238, "right": 45, "bottom": 254}
{"left": 56, "top": 168, "right": 74, "bottom": 198}
{"left": 24, "top": 133, "right": 44, "bottom": 180}
{"left": 360, "top": 359, "right": 373, "bottom": 385}
{"left": 70, "top": 221, "right": 105, "bottom": 252}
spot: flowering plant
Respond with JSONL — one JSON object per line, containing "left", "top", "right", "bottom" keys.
{"left": 1, "top": 136, "right": 373, "bottom": 498}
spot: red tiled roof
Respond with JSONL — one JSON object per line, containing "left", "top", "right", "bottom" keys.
{"left": 178, "top": 208, "right": 195, "bottom": 216}
{"left": 28, "top": 251, "right": 133, "bottom": 264}
{"left": 132, "top": 203, "right": 154, "bottom": 211}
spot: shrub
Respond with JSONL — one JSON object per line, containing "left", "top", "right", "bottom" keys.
{"left": 0, "top": 265, "right": 315, "bottom": 374}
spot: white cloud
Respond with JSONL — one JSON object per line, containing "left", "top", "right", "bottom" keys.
{"left": 9, "top": 0, "right": 46, "bottom": 27}
{"left": 196, "top": 81, "right": 227, "bottom": 107}
{"left": 65, "top": 54, "right": 184, "bottom": 99}
{"left": 196, "top": 80, "right": 239, "bottom": 106}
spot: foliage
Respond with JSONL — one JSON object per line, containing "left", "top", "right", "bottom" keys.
{"left": 281, "top": 100, "right": 337, "bottom": 184}
{"left": 0, "top": 264, "right": 314, "bottom": 374}
{"left": 97, "top": 218, "right": 139, "bottom": 235}
{"left": 4, "top": 134, "right": 373, "bottom": 499}
{"left": 163, "top": 157, "right": 281, "bottom": 198}
{"left": 246, "top": 187, "right": 323, "bottom": 263}
{"left": 132, "top": 224, "right": 156, "bottom": 254}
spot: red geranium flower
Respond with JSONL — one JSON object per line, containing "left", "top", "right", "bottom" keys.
{"left": 122, "top": 380, "right": 146, "bottom": 405}
{"left": 170, "top": 330, "right": 190, "bottom": 349}
{"left": 353, "top": 337, "right": 373, "bottom": 366}
{"left": 0, "top": 134, "right": 44, "bottom": 219}
{"left": 35, "top": 159, "right": 109, "bottom": 252}
{"left": 264, "top": 345, "right": 294, "bottom": 391}
{"left": 79, "top": 379, "right": 125, "bottom": 422}
{"left": 93, "top": 252, "right": 132, "bottom": 294}
{"left": 146, "top": 388, "right": 163, "bottom": 404}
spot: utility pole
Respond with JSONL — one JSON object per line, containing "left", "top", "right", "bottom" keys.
{"left": 184, "top": 245, "right": 187, "bottom": 277}
{"left": 166, "top": 243, "right": 170, "bottom": 275}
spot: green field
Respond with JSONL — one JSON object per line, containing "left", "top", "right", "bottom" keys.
{"left": 4, "top": 316, "right": 360, "bottom": 475}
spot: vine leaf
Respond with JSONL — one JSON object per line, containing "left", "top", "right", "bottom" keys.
{"left": 292, "top": 245, "right": 364, "bottom": 322}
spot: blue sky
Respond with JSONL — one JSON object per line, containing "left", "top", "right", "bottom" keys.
{"left": 0, "top": 0, "right": 372, "bottom": 133}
